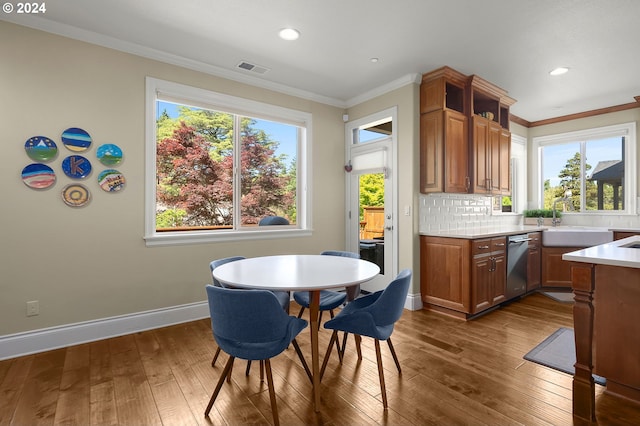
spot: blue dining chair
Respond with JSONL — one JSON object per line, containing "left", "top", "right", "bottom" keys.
{"left": 204, "top": 285, "right": 309, "bottom": 425}
{"left": 319, "top": 269, "right": 412, "bottom": 409}
{"left": 209, "top": 256, "right": 291, "bottom": 375}
{"left": 292, "top": 250, "right": 359, "bottom": 360}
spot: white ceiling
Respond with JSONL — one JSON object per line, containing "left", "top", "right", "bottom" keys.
{"left": 4, "top": 0, "right": 640, "bottom": 122}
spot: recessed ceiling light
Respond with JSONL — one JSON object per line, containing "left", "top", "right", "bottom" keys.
{"left": 278, "top": 28, "right": 300, "bottom": 41}
{"left": 549, "top": 67, "right": 569, "bottom": 76}
{"left": 370, "top": 57, "right": 379, "bottom": 63}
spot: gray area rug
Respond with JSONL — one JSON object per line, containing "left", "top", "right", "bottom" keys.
{"left": 541, "top": 291, "right": 574, "bottom": 303}
{"left": 524, "top": 327, "right": 606, "bottom": 386}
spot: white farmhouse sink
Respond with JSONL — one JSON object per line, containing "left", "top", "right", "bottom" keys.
{"left": 542, "top": 226, "right": 614, "bottom": 247}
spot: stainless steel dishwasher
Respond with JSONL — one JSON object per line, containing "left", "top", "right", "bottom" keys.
{"left": 506, "top": 234, "right": 530, "bottom": 299}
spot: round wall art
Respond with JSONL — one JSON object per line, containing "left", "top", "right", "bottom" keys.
{"left": 96, "top": 143, "right": 123, "bottom": 166}
{"left": 21, "top": 163, "right": 56, "bottom": 189}
{"left": 62, "top": 184, "right": 91, "bottom": 207}
{"left": 62, "top": 155, "right": 92, "bottom": 179}
{"left": 98, "top": 169, "right": 126, "bottom": 192}
{"left": 61, "top": 127, "right": 92, "bottom": 152}
{"left": 25, "top": 136, "right": 58, "bottom": 161}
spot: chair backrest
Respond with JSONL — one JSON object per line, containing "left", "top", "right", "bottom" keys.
{"left": 258, "top": 216, "right": 289, "bottom": 226}
{"left": 205, "top": 285, "right": 307, "bottom": 358}
{"left": 367, "top": 269, "right": 412, "bottom": 326}
{"left": 209, "top": 256, "right": 245, "bottom": 288}
{"left": 320, "top": 250, "right": 360, "bottom": 259}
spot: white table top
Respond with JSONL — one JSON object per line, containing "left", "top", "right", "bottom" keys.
{"left": 212, "top": 254, "right": 381, "bottom": 291}
{"left": 563, "top": 236, "right": 640, "bottom": 269}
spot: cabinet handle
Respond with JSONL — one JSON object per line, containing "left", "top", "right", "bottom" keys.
{"left": 465, "top": 176, "right": 470, "bottom": 191}
{"left": 478, "top": 245, "right": 490, "bottom": 249}
{"left": 494, "top": 243, "right": 505, "bottom": 247}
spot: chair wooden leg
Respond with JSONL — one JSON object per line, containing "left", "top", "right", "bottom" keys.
{"left": 317, "top": 311, "right": 323, "bottom": 329}
{"left": 387, "top": 338, "right": 401, "bottom": 373}
{"left": 245, "top": 360, "right": 252, "bottom": 376}
{"left": 340, "top": 332, "right": 349, "bottom": 360}
{"left": 355, "top": 335, "right": 363, "bottom": 360}
{"left": 259, "top": 360, "right": 264, "bottom": 382}
{"left": 264, "top": 359, "right": 280, "bottom": 426}
{"left": 227, "top": 359, "right": 234, "bottom": 383}
{"left": 320, "top": 330, "right": 339, "bottom": 381}
{"left": 374, "top": 339, "right": 388, "bottom": 409}
{"left": 297, "top": 306, "right": 305, "bottom": 318}
{"left": 211, "top": 347, "right": 221, "bottom": 367}
{"left": 291, "top": 339, "right": 312, "bottom": 383}
{"left": 328, "top": 310, "right": 343, "bottom": 362}
{"left": 205, "top": 356, "right": 234, "bottom": 416}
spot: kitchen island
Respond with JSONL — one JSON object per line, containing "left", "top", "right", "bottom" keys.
{"left": 563, "top": 236, "right": 640, "bottom": 422}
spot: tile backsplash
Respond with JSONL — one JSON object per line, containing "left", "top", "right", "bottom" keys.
{"left": 419, "top": 193, "right": 520, "bottom": 233}
{"left": 419, "top": 193, "right": 640, "bottom": 233}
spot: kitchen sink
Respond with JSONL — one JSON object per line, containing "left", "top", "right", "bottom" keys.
{"left": 542, "top": 226, "right": 613, "bottom": 247}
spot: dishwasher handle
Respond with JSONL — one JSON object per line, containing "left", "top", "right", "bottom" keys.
{"left": 509, "top": 237, "right": 532, "bottom": 244}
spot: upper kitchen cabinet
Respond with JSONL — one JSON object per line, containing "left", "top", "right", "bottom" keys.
{"left": 420, "top": 67, "right": 470, "bottom": 193}
{"left": 420, "top": 67, "right": 515, "bottom": 195}
{"left": 468, "top": 75, "right": 516, "bottom": 195}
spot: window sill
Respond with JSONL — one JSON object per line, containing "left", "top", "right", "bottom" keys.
{"left": 144, "top": 228, "right": 313, "bottom": 247}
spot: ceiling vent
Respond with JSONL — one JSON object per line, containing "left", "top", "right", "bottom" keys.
{"left": 236, "top": 61, "right": 270, "bottom": 74}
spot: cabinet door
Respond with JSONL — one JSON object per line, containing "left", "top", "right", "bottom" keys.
{"left": 491, "top": 254, "right": 507, "bottom": 304}
{"left": 472, "top": 255, "right": 492, "bottom": 313}
{"left": 471, "top": 116, "right": 490, "bottom": 194}
{"left": 527, "top": 233, "right": 541, "bottom": 291}
{"left": 420, "top": 111, "right": 443, "bottom": 193}
{"left": 498, "top": 128, "right": 511, "bottom": 195}
{"left": 444, "top": 111, "right": 469, "bottom": 193}
{"left": 541, "top": 246, "right": 580, "bottom": 288}
{"left": 420, "top": 236, "right": 471, "bottom": 313}
{"left": 488, "top": 121, "right": 502, "bottom": 194}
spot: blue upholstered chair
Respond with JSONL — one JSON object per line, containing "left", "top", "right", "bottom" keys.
{"left": 293, "top": 250, "right": 360, "bottom": 361}
{"left": 258, "top": 215, "right": 290, "bottom": 226}
{"left": 319, "top": 269, "right": 412, "bottom": 409}
{"left": 204, "top": 285, "right": 309, "bottom": 424}
{"left": 209, "top": 256, "right": 291, "bottom": 374}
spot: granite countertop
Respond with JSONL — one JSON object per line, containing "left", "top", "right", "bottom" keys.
{"left": 420, "top": 225, "right": 546, "bottom": 239}
{"left": 563, "top": 235, "right": 640, "bottom": 269}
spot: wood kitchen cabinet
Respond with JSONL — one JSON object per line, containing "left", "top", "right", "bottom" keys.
{"left": 527, "top": 232, "right": 541, "bottom": 292}
{"left": 420, "top": 67, "right": 470, "bottom": 193}
{"left": 419, "top": 66, "right": 515, "bottom": 195}
{"left": 471, "top": 237, "right": 506, "bottom": 313}
{"left": 614, "top": 231, "right": 640, "bottom": 240}
{"left": 420, "top": 235, "right": 506, "bottom": 319}
{"left": 541, "top": 246, "right": 584, "bottom": 288}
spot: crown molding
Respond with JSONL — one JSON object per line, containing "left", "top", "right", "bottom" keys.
{"left": 345, "top": 73, "right": 421, "bottom": 108}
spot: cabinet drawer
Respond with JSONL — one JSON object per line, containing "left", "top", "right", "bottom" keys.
{"left": 472, "top": 237, "right": 506, "bottom": 256}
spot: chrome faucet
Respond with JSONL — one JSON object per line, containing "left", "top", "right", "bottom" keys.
{"left": 552, "top": 190, "right": 574, "bottom": 227}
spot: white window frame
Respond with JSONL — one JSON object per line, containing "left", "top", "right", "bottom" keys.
{"left": 532, "top": 122, "right": 636, "bottom": 215}
{"left": 144, "top": 77, "right": 312, "bottom": 246}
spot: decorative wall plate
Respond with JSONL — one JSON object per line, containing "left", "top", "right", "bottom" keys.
{"left": 25, "top": 136, "right": 58, "bottom": 161}
{"left": 96, "top": 143, "right": 123, "bottom": 166}
{"left": 62, "top": 184, "right": 90, "bottom": 207}
{"left": 21, "top": 163, "right": 56, "bottom": 189}
{"left": 61, "top": 127, "right": 92, "bottom": 152}
{"left": 62, "top": 155, "right": 92, "bottom": 179}
{"left": 98, "top": 169, "right": 126, "bottom": 192}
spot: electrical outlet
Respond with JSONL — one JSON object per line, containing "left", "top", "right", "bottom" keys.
{"left": 26, "top": 300, "right": 39, "bottom": 317}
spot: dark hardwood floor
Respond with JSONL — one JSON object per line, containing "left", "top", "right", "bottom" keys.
{"left": 1, "top": 293, "right": 639, "bottom": 425}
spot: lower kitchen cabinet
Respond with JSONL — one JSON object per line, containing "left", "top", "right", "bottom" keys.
{"left": 541, "top": 246, "right": 584, "bottom": 288}
{"left": 527, "top": 232, "right": 541, "bottom": 292}
{"left": 421, "top": 235, "right": 506, "bottom": 318}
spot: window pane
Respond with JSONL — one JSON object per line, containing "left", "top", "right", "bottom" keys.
{"left": 585, "top": 137, "right": 624, "bottom": 210}
{"left": 542, "top": 142, "right": 580, "bottom": 210}
{"left": 155, "top": 101, "right": 234, "bottom": 230}
{"left": 239, "top": 117, "right": 298, "bottom": 226}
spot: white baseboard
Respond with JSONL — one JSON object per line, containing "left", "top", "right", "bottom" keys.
{"left": 0, "top": 301, "right": 210, "bottom": 361}
{"left": 406, "top": 292, "right": 423, "bottom": 311}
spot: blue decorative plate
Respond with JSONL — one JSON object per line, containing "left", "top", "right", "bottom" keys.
{"left": 61, "top": 127, "right": 92, "bottom": 152}
{"left": 21, "top": 163, "right": 56, "bottom": 189}
{"left": 62, "top": 184, "right": 90, "bottom": 207}
{"left": 25, "top": 136, "right": 58, "bottom": 161}
{"left": 96, "top": 143, "right": 123, "bottom": 166}
{"left": 62, "top": 155, "right": 92, "bottom": 179}
{"left": 98, "top": 169, "right": 126, "bottom": 192}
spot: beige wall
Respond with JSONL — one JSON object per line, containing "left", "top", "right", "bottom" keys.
{"left": 0, "top": 22, "right": 348, "bottom": 335}
{"left": 346, "top": 84, "right": 421, "bottom": 295}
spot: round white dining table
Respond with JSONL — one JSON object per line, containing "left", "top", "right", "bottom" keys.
{"left": 212, "top": 254, "right": 380, "bottom": 411}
